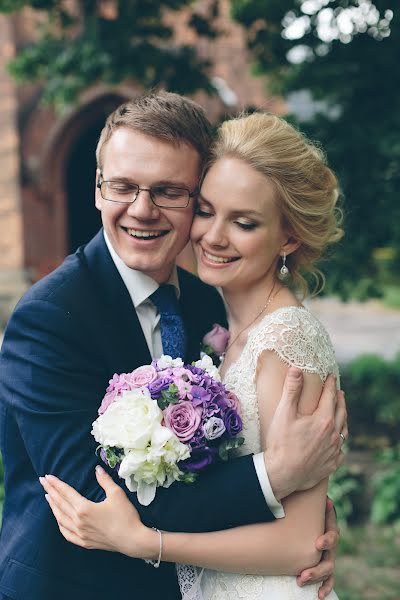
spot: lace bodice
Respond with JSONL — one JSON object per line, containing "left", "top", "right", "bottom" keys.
{"left": 223, "top": 306, "right": 339, "bottom": 456}
{"left": 177, "top": 306, "right": 339, "bottom": 600}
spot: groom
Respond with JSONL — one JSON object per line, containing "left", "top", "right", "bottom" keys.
{"left": 0, "top": 92, "right": 345, "bottom": 600}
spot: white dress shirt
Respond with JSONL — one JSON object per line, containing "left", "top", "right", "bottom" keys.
{"left": 104, "top": 231, "right": 284, "bottom": 518}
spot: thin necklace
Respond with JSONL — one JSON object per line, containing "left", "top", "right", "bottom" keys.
{"left": 220, "top": 282, "right": 283, "bottom": 363}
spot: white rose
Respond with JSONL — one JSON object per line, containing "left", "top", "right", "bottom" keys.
{"left": 194, "top": 355, "right": 221, "bottom": 381}
{"left": 91, "top": 388, "right": 162, "bottom": 450}
{"left": 204, "top": 417, "right": 226, "bottom": 440}
{"left": 194, "top": 354, "right": 213, "bottom": 370}
{"left": 156, "top": 355, "right": 184, "bottom": 370}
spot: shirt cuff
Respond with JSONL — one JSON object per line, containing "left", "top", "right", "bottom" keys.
{"left": 253, "top": 453, "right": 285, "bottom": 519}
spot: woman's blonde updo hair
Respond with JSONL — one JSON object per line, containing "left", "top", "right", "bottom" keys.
{"left": 207, "top": 112, "right": 343, "bottom": 297}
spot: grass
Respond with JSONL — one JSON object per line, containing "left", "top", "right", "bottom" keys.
{"left": 382, "top": 285, "right": 400, "bottom": 309}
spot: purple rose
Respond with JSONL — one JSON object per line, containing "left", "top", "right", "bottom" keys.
{"left": 127, "top": 365, "right": 157, "bottom": 387}
{"left": 179, "top": 447, "right": 218, "bottom": 472}
{"left": 203, "top": 324, "right": 230, "bottom": 354}
{"left": 204, "top": 417, "right": 226, "bottom": 440}
{"left": 148, "top": 377, "right": 173, "bottom": 398}
{"left": 224, "top": 409, "right": 243, "bottom": 438}
{"left": 164, "top": 401, "right": 202, "bottom": 442}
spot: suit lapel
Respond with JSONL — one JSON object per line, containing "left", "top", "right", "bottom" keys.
{"left": 80, "top": 231, "right": 152, "bottom": 373}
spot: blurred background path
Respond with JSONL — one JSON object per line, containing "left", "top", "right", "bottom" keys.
{"left": 307, "top": 297, "right": 400, "bottom": 363}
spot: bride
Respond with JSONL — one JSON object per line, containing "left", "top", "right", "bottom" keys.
{"left": 42, "top": 113, "right": 343, "bottom": 599}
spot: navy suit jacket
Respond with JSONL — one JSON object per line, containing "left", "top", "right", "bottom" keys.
{"left": 0, "top": 231, "right": 274, "bottom": 600}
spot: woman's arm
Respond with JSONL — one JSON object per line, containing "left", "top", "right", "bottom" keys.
{"left": 154, "top": 351, "right": 328, "bottom": 575}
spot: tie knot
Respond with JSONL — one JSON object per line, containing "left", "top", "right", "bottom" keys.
{"left": 150, "top": 284, "right": 180, "bottom": 315}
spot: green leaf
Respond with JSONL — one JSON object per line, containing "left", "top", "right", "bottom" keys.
{"left": 96, "top": 445, "right": 121, "bottom": 469}
{"left": 179, "top": 471, "right": 198, "bottom": 484}
{"left": 218, "top": 437, "right": 245, "bottom": 461}
{"left": 157, "top": 383, "right": 180, "bottom": 410}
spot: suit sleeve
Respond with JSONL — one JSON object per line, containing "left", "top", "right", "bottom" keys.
{"left": 1, "top": 299, "right": 274, "bottom": 533}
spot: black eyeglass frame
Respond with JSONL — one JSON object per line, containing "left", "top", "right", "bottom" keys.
{"left": 97, "top": 175, "right": 199, "bottom": 209}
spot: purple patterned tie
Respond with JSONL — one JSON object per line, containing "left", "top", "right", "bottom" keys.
{"left": 150, "top": 285, "right": 186, "bottom": 359}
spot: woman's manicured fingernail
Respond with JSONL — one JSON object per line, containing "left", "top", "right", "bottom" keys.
{"left": 96, "top": 465, "right": 105, "bottom": 474}
{"left": 44, "top": 494, "right": 49, "bottom": 502}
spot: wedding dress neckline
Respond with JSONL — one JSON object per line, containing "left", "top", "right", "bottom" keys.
{"left": 222, "top": 305, "right": 308, "bottom": 381}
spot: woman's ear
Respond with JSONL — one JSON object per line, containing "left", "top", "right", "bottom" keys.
{"left": 280, "top": 236, "right": 301, "bottom": 258}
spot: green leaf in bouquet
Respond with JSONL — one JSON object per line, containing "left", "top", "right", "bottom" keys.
{"left": 200, "top": 343, "right": 215, "bottom": 356}
{"left": 179, "top": 471, "right": 198, "bottom": 484}
{"left": 96, "top": 445, "right": 121, "bottom": 469}
{"left": 218, "top": 437, "right": 245, "bottom": 461}
{"left": 157, "top": 383, "right": 180, "bottom": 410}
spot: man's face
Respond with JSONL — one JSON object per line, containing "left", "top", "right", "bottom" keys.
{"left": 95, "top": 127, "right": 201, "bottom": 283}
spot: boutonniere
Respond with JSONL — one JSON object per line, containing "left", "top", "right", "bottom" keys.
{"left": 200, "top": 324, "right": 230, "bottom": 366}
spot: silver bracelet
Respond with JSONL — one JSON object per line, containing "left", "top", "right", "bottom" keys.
{"left": 144, "top": 527, "right": 163, "bottom": 568}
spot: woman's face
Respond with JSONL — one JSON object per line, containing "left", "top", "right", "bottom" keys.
{"left": 191, "top": 157, "right": 292, "bottom": 293}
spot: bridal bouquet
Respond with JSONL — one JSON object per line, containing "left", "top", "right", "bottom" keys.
{"left": 92, "top": 355, "right": 243, "bottom": 505}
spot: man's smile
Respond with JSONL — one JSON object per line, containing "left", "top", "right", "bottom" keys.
{"left": 122, "top": 227, "right": 169, "bottom": 240}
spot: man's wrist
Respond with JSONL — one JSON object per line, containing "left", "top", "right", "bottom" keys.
{"left": 253, "top": 453, "right": 285, "bottom": 518}
{"left": 263, "top": 449, "right": 295, "bottom": 501}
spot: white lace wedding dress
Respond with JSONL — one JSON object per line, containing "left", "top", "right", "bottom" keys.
{"left": 177, "top": 306, "right": 339, "bottom": 600}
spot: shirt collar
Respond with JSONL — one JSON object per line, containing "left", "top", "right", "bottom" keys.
{"left": 103, "top": 230, "right": 180, "bottom": 308}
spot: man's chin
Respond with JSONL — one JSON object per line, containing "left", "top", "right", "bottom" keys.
{"left": 121, "top": 254, "right": 174, "bottom": 281}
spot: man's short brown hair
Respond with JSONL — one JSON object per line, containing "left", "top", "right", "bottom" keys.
{"left": 96, "top": 91, "right": 212, "bottom": 170}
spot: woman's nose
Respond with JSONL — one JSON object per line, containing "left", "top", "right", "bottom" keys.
{"left": 204, "top": 220, "right": 228, "bottom": 247}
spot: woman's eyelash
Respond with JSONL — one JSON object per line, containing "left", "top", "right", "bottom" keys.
{"left": 196, "top": 208, "right": 213, "bottom": 217}
{"left": 196, "top": 207, "right": 257, "bottom": 230}
{"left": 236, "top": 222, "right": 257, "bottom": 231}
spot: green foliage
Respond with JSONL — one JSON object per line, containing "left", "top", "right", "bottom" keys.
{"left": 231, "top": 0, "right": 400, "bottom": 300}
{"left": 340, "top": 353, "right": 400, "bottom": 446}
{"left": 371, "top": 445, "right": 400, "bottom": 525}
{"left": 157, "top": 383, "right": 180, "bottom": 410}
{"left": 218, "top": 436, "right": 244, "bottom": 461}
{"left": 328, "top": 464, "right": 364, "bottom": 527}
{"left": 1, "top": 0, "right": 219, "bottom": 112}
{"left": 96, "top": 444, "right": 121, "bottom": 469}
{"left": 179, "top": 470, "right": 198, "bottom": 483}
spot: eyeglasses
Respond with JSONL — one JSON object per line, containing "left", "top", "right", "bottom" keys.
{"left": 97, "top": 176, "right": 198, "bottom": 209}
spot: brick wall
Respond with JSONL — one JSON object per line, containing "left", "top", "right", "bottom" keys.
{"left": 0, "top": 14, "right": 27, "bottom": 324}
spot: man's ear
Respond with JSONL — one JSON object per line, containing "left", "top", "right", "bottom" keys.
{"left": 95, "top": 168, "right": 102, "bottom": 211}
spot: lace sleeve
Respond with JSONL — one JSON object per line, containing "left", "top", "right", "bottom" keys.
{"left": 247, "top": 307, "right": 339, "bottom": 383}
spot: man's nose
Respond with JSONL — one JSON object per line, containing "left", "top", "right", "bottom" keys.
{"left": 126, "top": 189, "right": 160, "bottom": 219}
